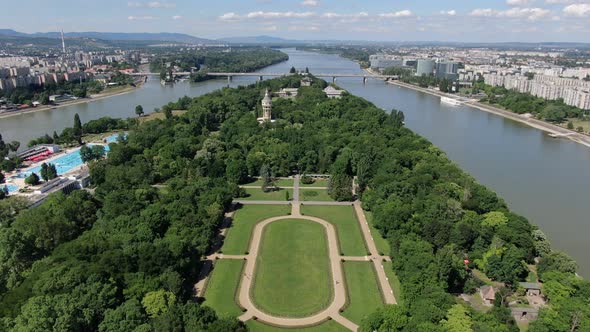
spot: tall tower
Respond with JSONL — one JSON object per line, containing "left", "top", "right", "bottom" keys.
{"left": 261, "top": 89, "right": 272, "bottom": 122}
{"left": 61, "top": 29, "right": 66, "bottom": 54}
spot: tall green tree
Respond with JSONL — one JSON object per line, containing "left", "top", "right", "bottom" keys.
{"left": 135, "top": 105, "right": 144, "bottom": 117}
{"left": 73, "top": 113, "right": 83, "bottom": 144}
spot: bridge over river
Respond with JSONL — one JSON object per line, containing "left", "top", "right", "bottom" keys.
{"left": 129, "top": 71, "right": 399, "bottom": 83}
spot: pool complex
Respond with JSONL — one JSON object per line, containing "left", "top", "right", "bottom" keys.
{"left": 104, "top": 133, "right": 127, "bottom": 144}
{"left": 3, "top": 184, "right": 19, "bottom": 193}
{"left": 15, "top": 144, "right": 110, "bottom": 178}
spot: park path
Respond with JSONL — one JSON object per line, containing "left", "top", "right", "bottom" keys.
{"left": 352, "top": 201, "right": 397, "bottom": 305}
{"left": 197, "top": 175, "right": 398, "bottom": 331}
{"left": 193, "top": 210, "right": 235, "bottom": 298}
{"left": 236, "top": 214, "right": 358, "bottom": 331}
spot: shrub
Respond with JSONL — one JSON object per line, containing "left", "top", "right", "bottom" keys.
{"left": 301, "top": 175, "right": 314, "bottom": 185}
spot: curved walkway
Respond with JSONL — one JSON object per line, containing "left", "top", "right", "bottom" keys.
{"left": 198, "top": 175, "right": 398, "bottom": 331}
{"left": 236, "top": 213, "right": 356, "bottom": 330}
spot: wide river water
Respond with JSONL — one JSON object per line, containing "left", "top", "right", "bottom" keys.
{"left": 1, "top": 48, "right": 589, "bottom": 276}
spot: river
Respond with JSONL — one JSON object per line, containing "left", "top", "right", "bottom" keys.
{"left": 1, "top": 48, "right": 589, "bottom": 276}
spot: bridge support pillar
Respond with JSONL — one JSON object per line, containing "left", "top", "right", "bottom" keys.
{"left": 332, "top": 76, "right": 336, "bottom": 84}
{"left": 259, "top": 76, "right": 263, "bottom": 81}
{"left": 227, "top": 75, "right": 233, "bottom": 83}
{"left": 363, "top": 76, "right": 367, "bottom": 84}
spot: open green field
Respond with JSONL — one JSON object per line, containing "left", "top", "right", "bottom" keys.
{"left": 222, "top": 205, "right": 291, "bottom": 254}
{"left": 341, "top": 261, "right": 384, "bottom": 324}
{"left": 240, "top": 187, "right": 293, "bottom": 201}
{"left": 300, "top": 189, "right": 334, "bottom": 202}
{"left": 202, "top": 259, "right": 244, "bottom": 317}
{"left": 244, "top": 178, "right": 294, "bottom": 187}
{"left": 561, "top": 118, "right": 590, "bottom": 134}
{"left": 365, "top": 211, "right": 390, "bottom": 255}
{"left": 252, "top": 219, "right": 332, "bottom": 317}
{"left": 300, "top": 178, "right": 329, "bottom": 188}
{"left": 383, "top": 262, "right": 403, "bottom": 306}
{"left": 301, "top": 205, "right": 367, "bottom": 256}
{"left": 246, "top": 320, "right": 348, "bottom": 332}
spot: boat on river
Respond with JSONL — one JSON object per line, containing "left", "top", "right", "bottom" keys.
{"left": 441, "top": 96, "right": 462, "bottom": 106}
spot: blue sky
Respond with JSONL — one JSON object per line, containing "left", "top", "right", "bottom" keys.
{"left": 5, "top": 0, "right": 590, "bottom": 42}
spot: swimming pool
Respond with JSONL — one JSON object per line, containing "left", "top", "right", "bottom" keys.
{"left": 15, "top": 144, "right": 110, "bottom": 178}
{"left": 104, "top": 132, "right": 127, "bottom": 144}
{"left": 2, "top": 183, "right": 19, "bottom": 193}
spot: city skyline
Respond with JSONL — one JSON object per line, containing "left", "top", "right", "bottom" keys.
{"left": 3, "top": 0, "right": 590, "bottom": 43}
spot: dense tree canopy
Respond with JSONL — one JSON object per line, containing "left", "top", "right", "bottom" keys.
{"left": 0, "top": 74, "right": 586, "bottom": 331}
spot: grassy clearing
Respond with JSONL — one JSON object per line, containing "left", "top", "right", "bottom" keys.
{"left": 138, "top": 110, "right": 186, "bottom": 124}
{"left": 364, "top": 211, "right": 390, "bottom": 256}
{"left": 562, "top": 118, "right": 590, "bottom": 134}
{"left": 300, "top": 189, "right": 334, "bottom": 202}
{"left": 245, "top": 320, "right": 348, "bottom": 332}
{"left": 240, "top": 187, "right": 293, "bottom": 201}
{"left": 301, "top": 205, "right": 367, "bottom": 256}
{"left": 383, "top": 261, "right": 403, "bottom": 306}
{"left": 202, "top": 259, "right": 244, "bottom": 317}
{"left": 252, "top": 219, "right": 332, "bottom": 317}
{"left": 300, "top": 178, "right": 329, "bottom": 188}
{"left": 244, "top": 178, "right": 294, "bottom": 187}
{"left": 342, "top": 262, "right": 384, "bottom": 324}
{"left": 222, "top": 205, "right": 291, "bottom": 254}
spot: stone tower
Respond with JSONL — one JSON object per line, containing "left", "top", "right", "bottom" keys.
{"left": 261, "top": 89, "right": 272, "bottom": 122}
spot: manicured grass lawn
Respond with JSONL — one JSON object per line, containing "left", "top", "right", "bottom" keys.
{"left": 383, "top": 261, "right": 403, "bottom": 306}
{"left": 252, "top": 219, "right": 332, "bottom": 317}
{"left": 222, "top": 205, "right": 291, "bottom": 254}
{"left": 244, "top": 178, "right": 294, "bottom": 187}
{"left": 202, "top": 259, "right": 244, "bottom": 317}
{"left": 342, "top": 261, "right": 384, "bottom": 324}
{"left": 300, "top": 178, "right": 329, "bottom": 188}
{"left": 240, "top": 187, "right": 293, "bottom": 201}
{"left": 246, "top": 320, "right": 348, "bottom": 332}
{"left": 301, "top": 205, "right": 367, "bottom": 256}
{"left": 300, "top": 189, "right": 334, "bottom": 202}
{"left": 365, "top": 211, "right": 390, "bottom": 256}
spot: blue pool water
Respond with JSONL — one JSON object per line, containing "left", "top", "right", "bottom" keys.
{"left": 3, "top": 184, "right": 19, "bottom": 193}
{"left": 15, "top": 144, "right": 110, "bottom": 178}
{"left": 105, "top": 133, "right": 127, "bottom": 143}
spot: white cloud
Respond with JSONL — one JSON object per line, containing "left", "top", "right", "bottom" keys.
{"left": 470, "top": 7, "right": 550, "bottom": 20}
{"left": 289, "top": 25, "right": 320, "bottom": 31}
{"left": 439, "top": 10, "right": 456, "bottom": 16}
{"left": 378, "top": 10, "right": 413, "bottom": 18}
{"left": 172, "top": 15, "right": 182, "bottom": 20}
{"left": 127, "top": 15, "right": 158, "bottom": 20}
{"left": 245, "top": 11, "right": 316, "bottom": 19}
{"left": 563, "top": 3, "right": 590, "bottom": 16}
{"left": 321, "top": 12, "right": 369, "bottom": 19}
{"left": 301, "top": 0, "right": 319, "bottom": 7}
{"left": 507, "top": 0, "right": 534, "bottom": 5}
{"left": 128, "top": 2, "right": 176, "bottom": 8}
{"left": 219, "top": 12, "right": 240, "bottom": 21}
{"left": 545, "top": 0, "right": 589, "bottom": 3}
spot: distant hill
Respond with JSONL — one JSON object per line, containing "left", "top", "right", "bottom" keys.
{"left": 0, "top": 29, "right": 216, "bottom": 45}
{"left": 219, "top": 35, "right": 299, "bottom": 44}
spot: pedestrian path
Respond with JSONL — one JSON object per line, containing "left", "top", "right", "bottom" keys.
{"left": 196, "top": 174, "right": 398, "bottom": 331}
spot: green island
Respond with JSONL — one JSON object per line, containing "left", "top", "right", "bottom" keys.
{"left": 150, "top": 47, "right": 289, "bottom": 82}
{"left": 0, "top": 73, "right": 587, "bottom": 332}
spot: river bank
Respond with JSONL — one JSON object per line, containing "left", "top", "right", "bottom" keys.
{"left": 366, "top": 69, "right": 590, "bottom": 148}
{"left": 0, "top": 83, "right": 142, "bottom": 120}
